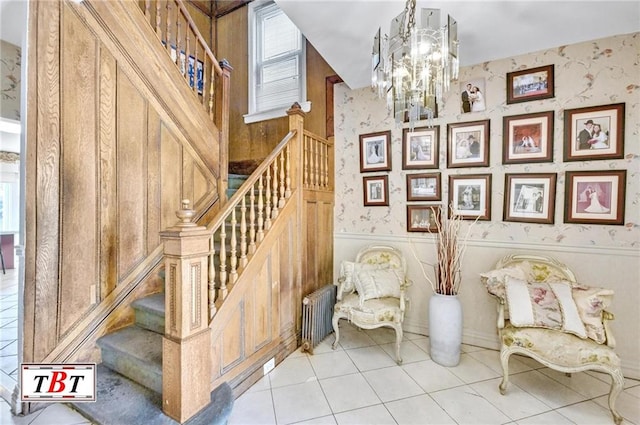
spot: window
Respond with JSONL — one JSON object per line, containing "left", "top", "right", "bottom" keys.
{"left": 245, "top": 1, "right": 309, "bottom": 123}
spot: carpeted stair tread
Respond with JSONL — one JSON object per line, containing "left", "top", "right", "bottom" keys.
{"left": 97, "top": 325, "right": 162, "bottom": 392}
{"left": 132, "top": 293, "right": 165, "bottom": 317}
{"left": 71, "top": 365, "right": 234, "bottom": 425}
{"left": 98, "top": 325, "right": 162, "bottom": 365}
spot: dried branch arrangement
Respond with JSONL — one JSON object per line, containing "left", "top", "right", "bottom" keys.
{"left": 410, "top": 205, "right": 476, "bottom": 295}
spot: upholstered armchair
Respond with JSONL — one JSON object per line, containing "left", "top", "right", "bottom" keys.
{"left": 332, "top": 245, "right": 409, "bottom": 364}
{"left": 481, "top": 254, "right": 624, "bottom": 425}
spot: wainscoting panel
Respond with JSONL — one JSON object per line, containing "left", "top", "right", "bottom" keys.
{"left": 334, "top": 232, "right": 640, "bottom": 379}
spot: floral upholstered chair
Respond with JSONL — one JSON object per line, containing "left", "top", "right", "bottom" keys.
{"left": 332, "top": 245, "right": 409, "bottom": 364}
{"left": 481, "top": 254, "right": 624, "bottom": 425}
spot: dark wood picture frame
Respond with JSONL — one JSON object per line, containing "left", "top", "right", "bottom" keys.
{"left": 402, "top": 126, "right": 440, "bottom": 170}
{"left": 448, "top": 174, "right": 492, "bottom": 220}
{"left": 502, "top": 111, "right": 554, "bottom": 164}
{"left": 407, "top": 205, "right": 441, "bottom": 233}
{"left": 563, "top": 103, "right": 625, "bottom": 162}
{"left": 406, "top": 173, "right": 441, "bottom": 201}
{"left": 504, "top": 173, "right": 557, "bottom": 224}
{"left": 363, "top": 175, "right": 389, "bottom": 206}
{"left": 506, "top": 64, "right": 554, "bottom": 104}
{"left": 564, "top": 170, "right": 626, "bottom": 225}
{"left": 359, "top": 130, "right": 392, "bottom": 173}
{"left": 447, "top": 120, "right": 490, "bottom": 168}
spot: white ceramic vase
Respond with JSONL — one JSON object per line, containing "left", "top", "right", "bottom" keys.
{"left": 429, "top": 293, "right": 463, "bottom": 367}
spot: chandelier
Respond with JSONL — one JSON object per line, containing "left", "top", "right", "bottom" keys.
{"left": 372, "top": 0, "right": 458, "bottom": 129}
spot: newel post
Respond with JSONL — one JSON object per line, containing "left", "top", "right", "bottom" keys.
{"left": 159, "top": 200, "right": 212, "bottom": 423}
{"left": 217, "top": 60, "right": 233, "bottom": 205}
{"left": 287, "top": 103, "right": 305, "bottom": 191}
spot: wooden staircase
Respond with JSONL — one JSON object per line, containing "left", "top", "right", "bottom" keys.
{"left": 73, "top": 291, "right": 233, "bottom": 425}
{"left": 72, "top": 175, "right": 251, "bottom": 423}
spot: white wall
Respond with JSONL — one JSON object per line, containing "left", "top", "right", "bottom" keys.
{"left": 334, "top": 33, "right": 640, "bottom": 379}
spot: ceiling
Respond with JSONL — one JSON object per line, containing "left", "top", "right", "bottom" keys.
{"left": 276, "top": 0, "right": 640, "bottom": 90}
{"left": 1, "top": 0, "right": 639, "bottom": 91}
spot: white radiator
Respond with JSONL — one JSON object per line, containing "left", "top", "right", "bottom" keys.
{"left": 301, "top": 284, "right": 337, "bottom": 354}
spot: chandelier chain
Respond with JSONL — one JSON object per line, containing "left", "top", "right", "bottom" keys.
{"left": 400, "top": 0, "right": 416, "bottom": 43}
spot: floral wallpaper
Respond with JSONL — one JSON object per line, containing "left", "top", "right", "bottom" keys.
{"left": 1, "top": 39, "right": 21, "bottom": 121}
{"left": 334, "top": 33, "right": 639, "bottom": 249}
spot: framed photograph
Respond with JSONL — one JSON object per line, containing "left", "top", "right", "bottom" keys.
{"left": 563, "top": 103, "right": 625, "bottom": 162}
{"left": 504, "top": 173, "right": 557, "bottom": 224}
{"left": 447, "top": 120, "right": 490, "bottom": 168}
{"left": 564, "top": 170, "right": 626, "bottom": 225}
{"left": 459, "top": 77, "right": 486, "bottom": 113}
{"left": 503, "top": 111, "right": 554, "bottom": 164}
{"left": 168, "top": 45, "right": 204, "bottom": 95}
{"left": 402, "top": 126, "right": 439, "bottom": 169}
{"left": 506, "top": 64, "right": 554, "bottom": 104}
{"left": 407, "top": 173, "right": 441, "bottom": 201}
{"left": 448, "top": 174, "right": 491, "bottom": 220}
{"left": 363, "top": 175, "right": 389, "bottom": 206}
{"left": 407, "top": 205, "right": 441, "bottom": 233}
{"left": 359, "top": 131, "right": 392, "bottom": 172}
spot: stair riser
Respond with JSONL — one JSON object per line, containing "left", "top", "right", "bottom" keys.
{"left": 135, "top": 308, "right": 165, "bottom": 335}
{"left": 101, "top": 347, "right": 162, "bottom": 394}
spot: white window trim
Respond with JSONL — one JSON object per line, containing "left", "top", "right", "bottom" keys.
{"left": 244, "top": 0, "right": 309, "bottom": 124}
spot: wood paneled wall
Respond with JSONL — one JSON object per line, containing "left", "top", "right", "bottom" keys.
{"left": 209, "top": 199, "right": 300, "bottom": 394}
{"left": 23, "top": 0, "right": 220, "bottom": 362}
{"left": 214, "top": 4, "right": 337, "bottom": 167}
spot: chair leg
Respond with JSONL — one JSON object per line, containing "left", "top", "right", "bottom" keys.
{"left": 331, "top": 315, "right": 340, "bottom": 350}
{"left": 608, "top": 367, "right": 624, "bottom": 425}
{"left": 499, "top": 348, "right": 511, "bottom": 395}
{"left": 394, "top": 324, "right": 403, "bottom": 365}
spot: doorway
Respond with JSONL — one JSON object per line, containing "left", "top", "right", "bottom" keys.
{"left": 0, "top": 0, "right": 27, "bottom": 412}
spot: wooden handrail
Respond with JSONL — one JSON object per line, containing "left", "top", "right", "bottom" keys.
{"left": 207, "top": 131, "right": 297, "bottom": 232}
{"left": 173, "top": 1, "right": 223, "bottom": 76}
{"left": 142, "top": 0, "right": 228, "bottom": 121}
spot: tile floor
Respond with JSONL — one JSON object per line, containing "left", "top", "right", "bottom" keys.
{"left": 1, "top": 261, "right": 639, "bottom": 424}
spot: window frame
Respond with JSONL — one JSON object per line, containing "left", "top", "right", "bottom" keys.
{"left": 245, "top": 0, "right": 309, "bottom": 124}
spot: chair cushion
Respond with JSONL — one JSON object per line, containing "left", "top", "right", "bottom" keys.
{"left": 501, "top": 322, "right": 620, "bottom": 368}
{"left": 505, "top": 277, "right": 587, "bottom": 339}
{"left": 335, "top": 294, "right": 402, "bottom": 324}
{"left": 353, "top": 267, "right": 403, "bottom": 304}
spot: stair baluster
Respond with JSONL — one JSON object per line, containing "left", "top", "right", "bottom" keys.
{"left": 279, "top": 151, "right": 286, "bottom": 207}
{"left": 271, "top": 160, "right": 279, "bottom": 219}
{"left": 285, "top": 145, "right": 292, "bottom": 198}
{"left": 240, "top": 197, "right": 248, "bottom": 267}
{"left": 257, "top": 176, "right": 265, "bottom": 241}
{"left": 249, "top": 184, "right": 257, "bottom": 254}
{"left": 218, "top": 226, "right": 228, "bottom": 300}
{"left": 264, "top": 168, "right": 272, "bottom": 230}
{"left": 229, "top": 210, "right": 238, "bottom": 283}
{"left": 208, "top": 236, "right": 217, "bottom": 319}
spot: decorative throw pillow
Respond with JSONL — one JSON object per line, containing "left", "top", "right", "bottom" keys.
{"left": 480, "top": 266, "right": 528, "bottom": 302}
{"left": 505, "top": 277, "right": 587, "bottom": 339}
{"left": 570, "top": 284, "right": 614, "bottom": 344}
{"left": 353, "top": 267, "right": 403, "bottom": 305}
{"left": 339, "top": 261, "right": 389, "bottom": 294}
